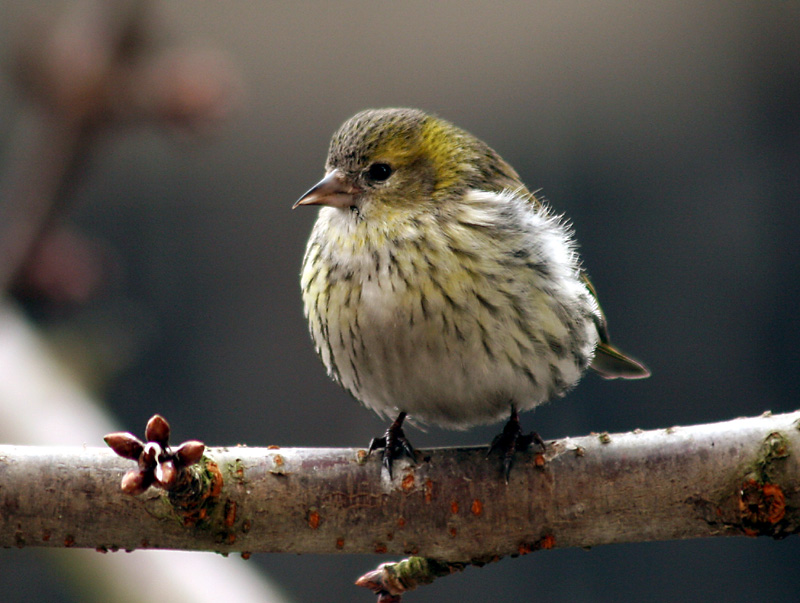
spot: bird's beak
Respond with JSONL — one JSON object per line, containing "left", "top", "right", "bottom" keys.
{"left": 293, "top": 169, "right": 359, "bottom": 209}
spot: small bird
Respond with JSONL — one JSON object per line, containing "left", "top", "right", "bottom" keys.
{"left": 294, "top": 108, "right": 649, "bottom": 479}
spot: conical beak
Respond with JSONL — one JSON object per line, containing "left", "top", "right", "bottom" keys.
{"left": 293, "top": 169, "right": 359, "bottom": 209}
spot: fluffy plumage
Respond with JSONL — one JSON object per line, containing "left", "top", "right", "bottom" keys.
{"left": 296, "top": 108, "right": 648, "bottom": 432}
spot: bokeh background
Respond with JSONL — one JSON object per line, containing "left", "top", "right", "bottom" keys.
{"left": 2, "top": 1, "right": 800, "bottom": 601}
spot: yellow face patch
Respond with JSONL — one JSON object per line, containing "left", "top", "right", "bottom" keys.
{"left": 367, "top": 122, "right": 424, "bottom": 167}
{"left": 359, "top": 115, "right": 471, "bottom": 199}
{"left": 419, "top": 118, "right": 469, "bottom": 194}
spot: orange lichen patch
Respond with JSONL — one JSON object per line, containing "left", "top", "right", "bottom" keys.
{"left": 184, "top": 507, "right": 207, "bottom": 527}
{"left": 64, "top": 535, "right": 75, "bottom": 548}
{"left": 227, "top": 533, "right": 237, "bottom": 545}
{"left": 401, "top": 473, "right": 415, "bottom": 492}
{"left": 207, "top": 460, "right": 224, "bottom": 498}
{"left": 762, "top": 484, "right": 786, "bottom": 523}
{"left": 534, "top": 453, "right": 546, "bottom": 467}
{"left": 517, "top": 534, "right": 555, "bottom": 556}
{"left": 307, "top": 509, "right": 321, "bottom": 530}
{"left": 424, "top": 479, "right": 435, "bottom": 503}
{"left": 336, "top": 538, "right": 345, "bottom": 550}
{"left": 397, "top": 517, "right": 406, "bottom": 528}
{"left": 450, "top": 501, "right": 459, "bottom": 514}
{"left": 374, "top": 543, "right": 388, "bottom": 554}
{"left": 470, "top": 499, "right": 483, "bottom": 516}
{"left": 273, "top": 454, "right": 284, "bottom": 467}
{"left": 356, "top": 449, "right": 368, "bottom": 463}
{"left": 41, "top": 529, "right": 51, "bottom": 542}
{"left": 224, "top": 499, "right": 237, "bottom": 528}
{"left": 539, "top": 534, "right": 556, "bottom": 550}
{"left": 241, "top": 551, "right": 252, "bottom": 560}
{"left": 267, "top": 445, "right": 280, "bottom": 450}
{"left": 449, "top": 527, "right": 457, "bottom": 538}
{"left": 739, "top": 479, "right": 786, "bottom": 534}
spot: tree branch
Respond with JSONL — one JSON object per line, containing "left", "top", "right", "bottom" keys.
{"left": 2, "top": 410, "right": 798, "bottom": 556}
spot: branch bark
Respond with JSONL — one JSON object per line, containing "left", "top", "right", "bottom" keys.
{"left": 2, "top": 410, "right": 798, "bottom": 556}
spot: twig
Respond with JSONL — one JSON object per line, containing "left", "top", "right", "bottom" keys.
{"left": 2, "top": 410, "right": 798, "bottom": 556}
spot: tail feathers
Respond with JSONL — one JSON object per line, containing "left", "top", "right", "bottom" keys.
{"left": 590, "top": 342, "right": 651, "bottom": 380}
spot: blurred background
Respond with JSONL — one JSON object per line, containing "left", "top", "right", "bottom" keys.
{"left": 1, "top": 1, "right": 799, "bottom": 601}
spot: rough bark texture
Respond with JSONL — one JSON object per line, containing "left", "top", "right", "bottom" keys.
{"left": 1, "top": 410, "right": 798, "bottom": 557}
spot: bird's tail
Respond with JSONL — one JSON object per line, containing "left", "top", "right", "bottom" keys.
{"left": 590, "top": 341, "right": 651, "bottom": 379}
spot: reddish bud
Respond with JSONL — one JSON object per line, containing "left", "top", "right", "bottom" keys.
{"left": 121, "top": 469, "right": 153, "bottom": 495}
{"left": 354, "top": 568, "right": 385, "bottom": 592}
{"left": 145, "top": 415, "right": 170, "bottom": 446}
{"left": 175, "top": 441, "right": 205, "bottom": 466}
{"left": 104, "top": 432, "right": 144, "bottom": 460}
{"left": 156, "top": 460, "right": 177, "bottom": 487}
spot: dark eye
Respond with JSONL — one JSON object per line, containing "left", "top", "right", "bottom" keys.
{"left": 366, "top": 163, "right": 393, "bottom": 182}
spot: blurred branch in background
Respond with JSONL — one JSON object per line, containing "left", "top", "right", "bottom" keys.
{"left": 0, "top": 0, "right": 237, "bottom": 300}
{"left": 0, "top": 1, "right": 288, "bottom": 601}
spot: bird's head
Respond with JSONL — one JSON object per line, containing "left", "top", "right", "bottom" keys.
{"left": 293, "top": 108, "right": 522, "bottom": 219}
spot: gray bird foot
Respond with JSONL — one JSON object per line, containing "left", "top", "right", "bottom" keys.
{"left": 368, "top": 411, "right": 416, "bottom": 479}
{"left": 487, "top": 406, "right": 545, "bottom": 482}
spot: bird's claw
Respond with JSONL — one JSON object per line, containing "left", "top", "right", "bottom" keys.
{"left": 367, "top": 412, "right": 416, "bottom": 479}
{"left": 487, "top": 407, "right": 545, "bottom": 482}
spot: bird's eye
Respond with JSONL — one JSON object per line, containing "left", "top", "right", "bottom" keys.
{"left": 366, "top": 163, "right": 393, "bottom": 182}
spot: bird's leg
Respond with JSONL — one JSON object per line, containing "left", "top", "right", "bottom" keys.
{"left": 487, "top": 406, "right": 545, "bottom": 482}
{"left": 367, "top": 411, "right": 416, "bottom": 479}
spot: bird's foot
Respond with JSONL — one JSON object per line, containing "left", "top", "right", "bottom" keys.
{"left": 487, "top": 407, "right": 545, "bottom": 482}
{"left": 368, "top": 412, "right": 416, "bottom": 479}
